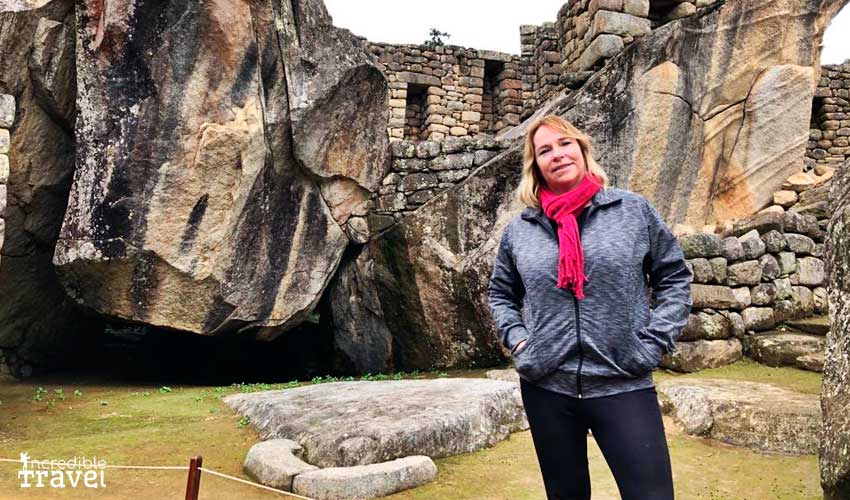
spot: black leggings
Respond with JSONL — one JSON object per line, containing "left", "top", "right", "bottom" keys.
{"left": 520, "top": 379, "right": 674, "bottom": 500}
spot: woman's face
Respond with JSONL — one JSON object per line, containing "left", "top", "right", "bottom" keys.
{"left": 533, "top": 125, "right": 587, "bottom": 194}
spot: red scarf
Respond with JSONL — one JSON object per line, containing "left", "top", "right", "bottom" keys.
{"left": 539, "top": 174, "right": 602, "bottom": 299}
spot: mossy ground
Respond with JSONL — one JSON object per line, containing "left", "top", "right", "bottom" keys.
{"left": 0, "top": 360, "right": 822, "bottom": 500}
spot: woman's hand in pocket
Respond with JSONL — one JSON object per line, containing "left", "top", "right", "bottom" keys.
{"left": 512, "top": 339, "right": 528, "bottom": 355}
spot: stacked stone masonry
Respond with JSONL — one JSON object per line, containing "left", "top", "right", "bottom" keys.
{"left": 808, "top": 61, "right": 850, "bottom": 167}
{"left": 366, "top": 42, "right": 522, "bottom": 141}
{"left": 520, "top": 0, "right": 724, "bottom": 119}
{"left": 662, "top": 167, "right": 834, "bottom": 372}
{"left": 373, "top": 136, "right": 512, "bottom": 217}
{"left": 0, "top": 94, "right": 12, "bottom": 378}
{"left": 369, "top": 1, "right": 736, "bottom": 129}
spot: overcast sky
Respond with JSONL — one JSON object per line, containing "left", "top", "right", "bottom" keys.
{"left": 325, "top": 1, "right": 849, "bottom": 64}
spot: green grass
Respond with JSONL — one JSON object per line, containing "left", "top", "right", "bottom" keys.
{"left": 0, "top": 362, "right": 823, "bottom": 499}
{"left": 654, "top": 357, "right": 823, "bottom": 395}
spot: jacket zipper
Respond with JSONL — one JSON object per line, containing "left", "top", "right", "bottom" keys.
{"left": 574, "top": 296, "right": 584, "bottom": 398}
{"left": 541, "top": 208, "right": 588, "bottom": 399}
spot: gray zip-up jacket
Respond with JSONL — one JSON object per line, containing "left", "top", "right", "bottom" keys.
{"left": 488, "top": 188, "right": 692, "bottom": 398}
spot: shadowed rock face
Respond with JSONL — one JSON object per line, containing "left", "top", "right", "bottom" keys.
{"left": 322, "top": 247, "right": 394, "bottom": 374}
{"left": 52, "top": 0, "right": 388, "bottom": 336}
{"left": 507, "top": 0, "right": 848, "bottom": 227}
{"left": 822, "top": 158, "right": 850, "bottom": 500}
{"left": 0, "top": 0, "right": 83, "bottom": 377}
{"left": 326, "top": 148, "right": 524, "bottom": 371}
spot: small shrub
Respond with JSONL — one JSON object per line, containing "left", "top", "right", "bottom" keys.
{"left": 32, "top": 387, "right": 47, "bottom": 403}
{"left": 423, "top": 28, "right": 451, "bottom": 49}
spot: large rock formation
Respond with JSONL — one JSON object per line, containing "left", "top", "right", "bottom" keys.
{"left": 2, "top": 0, "right": 846, "bottom": 379}
{"left": 52, "top": 0, "right": 388, "bottom": 336}
{"left": 325, "top": 148, "right": 523, "bottom": 371}
{"left": 507, "top": 0, "right": 848, "bottom": 227}
{"left": 322, "top": 248, "right": 394, "bottom": 373}
{"left": 822, "top": 158, "right": 850, "bottom": 499}
{"left": 0, "top": 0, "right": 84, "bottom": 377}
{"left": 326, "top": 0, "right": 849, "bottom": 372}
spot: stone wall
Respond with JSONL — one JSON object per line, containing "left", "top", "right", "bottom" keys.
{"left": 366, "top": 43, "right": 522, "bottom": 141}
{"left": 519, "top": 22, "right": 562, "bottom": 116}
{"left": 0, "top": 94, "right": 11, "bottom": 378}
{"left": 371, "top": 136, "right": 512, "bottom": 218}
{"left": 808, "top": 61, "right": 850, "bottom": 168}
{"left": 520, "top": 0, "right": 725, "bottom": 119}
{"left": 368, "top": 0, "right": 777, "bottom": 135}
{"left": 662, "top": 169, "right": 833, "bottom": 372}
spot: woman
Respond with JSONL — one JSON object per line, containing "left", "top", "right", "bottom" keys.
{"left": 488, "top": 115, "right": 692, "bottom": 500}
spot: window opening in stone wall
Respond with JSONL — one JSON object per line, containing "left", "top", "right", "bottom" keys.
{"left": 647, "top": 0, "right": 680, "bottom": 24}
{"left": 810, "top": 96, "right": 825, "bottom": 131}
{"left": 482, "top": 60, "right": 504, "bottom": 135}
{"left": 405, "top": 83, "right": 428, "bottom": 140}
{"left": 807, "top": 96, "right": 827, "bottom": 170}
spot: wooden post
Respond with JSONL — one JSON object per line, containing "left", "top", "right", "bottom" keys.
{"left": 185, "top": 456, "right": 203, "bottom": 500}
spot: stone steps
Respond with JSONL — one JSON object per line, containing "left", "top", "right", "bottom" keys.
{"left": 488, "top": 369, "right": 824, "bottom": 457}
{"left": 658, "top": 378, "right": 820, "bottom": 455}
{"left": 785, "top": 315, "right": 830, "bottom": 335}
{"left": 795, "top": 352, "right": 825, "bottom": 372}
{"left": 743, "top": 330, "right": 826, "bottom": 371}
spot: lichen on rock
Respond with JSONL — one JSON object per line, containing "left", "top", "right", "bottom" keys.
{"left": 52, "top": 0, "right": 388, "bottom": 337}
{"left": 822, "top": 157, "right": 850, "bottom": 499}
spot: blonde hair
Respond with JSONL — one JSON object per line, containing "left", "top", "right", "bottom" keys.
{"left": 517, "top": 115, "right": 610, "bottom": 208}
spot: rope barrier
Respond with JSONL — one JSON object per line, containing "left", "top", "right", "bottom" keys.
{"left": 200, "top": 467, "right": 317, "bottom": 500}
{"left": 0, "top": 457, "right": 318, "bottom": 500}
{"left": 106, "top": 465, "right": 189, "bottom": 470}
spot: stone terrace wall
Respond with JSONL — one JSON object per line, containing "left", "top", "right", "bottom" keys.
{"left": 366, "top": 43, "right": 522, "bottom": 141}
{"left": 519, "top": 22, "right": 563, "bottom": 116}
{"left": 371, "top": 136, "right": 512, "bottom": 218}
{"left": 663, "top": 169, "right": 833, "bottom": 372}
{"left": 0, "top": 94, "right": 12, "bottom": 378}
{"left": 808, "top": 61, "right": 850, "bottom": 168}
{"left": 520, "top": 0, "right": 724, "bottom": 120}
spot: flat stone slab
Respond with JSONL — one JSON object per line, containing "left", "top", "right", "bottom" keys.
{"left": 224, "top": 378, "right": 527, "bottom": 468}
{"left": 786, "top": 315, "right": 831, "bottom": 335}
{"left": 660, "top": 339, "right": 742, "bottom": 373}
{"left": 795, "top": 352, "right": 824, "bottom": 372}
{"left": 292, "top": 456, "right": 437, "bottom": 500}
{"left": 658, "top": 379, "right": 820, "bottom": 455}
{"left": 742, "top": 332, "right": 825, "bottom": 367}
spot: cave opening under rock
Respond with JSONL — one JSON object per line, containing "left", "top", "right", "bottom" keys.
{"left": 63, "top": 317, "right": 339, "bottom": 386}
